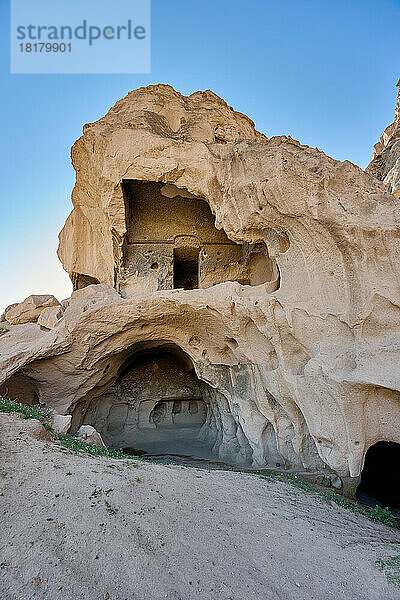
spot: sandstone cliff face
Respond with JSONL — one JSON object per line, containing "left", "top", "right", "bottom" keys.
{"left": 366, "top": 80, "right": 400, "bottom": 197}
{"left": 1, "top": 85, "right": 400, "bottom": 491}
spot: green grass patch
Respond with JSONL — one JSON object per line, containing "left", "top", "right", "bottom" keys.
{"left": 376, "top": 555, "right": 400, "bottom": 587}
{"left": 0, "top": 396, "right": 139, "bottom": 462}
{"left": 258, "top": 471, "right": 398, "bottom": 528}
{"left": 0, "top": 397, "right": 53, "bottom": 424}
{"left": 56, "top": 432, "right": 138, "bottom": 460}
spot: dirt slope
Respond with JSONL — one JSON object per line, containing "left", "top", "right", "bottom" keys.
{"left": 0, "top": 413, "right": 399, "bottom": 600}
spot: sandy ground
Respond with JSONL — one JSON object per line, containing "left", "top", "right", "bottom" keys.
{"left": 1, "top": 413, "right": 400, "bottom": 600}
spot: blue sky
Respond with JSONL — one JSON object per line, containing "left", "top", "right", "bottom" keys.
{"left": 0, "top": 0, "right": 399, "bottom": 312}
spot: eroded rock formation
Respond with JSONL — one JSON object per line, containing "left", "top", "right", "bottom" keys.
{"left": 1, "top": 84, "right": 400, "bottom": 495}
{"left": 366, "top": 79, "right": 400, "bottom": 197}
{"left": 4, "top": 294, "right": 60, "bottom": 325}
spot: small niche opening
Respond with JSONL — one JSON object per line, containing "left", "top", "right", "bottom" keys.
{"left": 72, "top": 272, "right": 100, "bottom": 291}
{"left": 0, "top": 372, "right": 39, "bottom": 407}
{"left": 173, "top": 247, "right": 199, "bottom": 290}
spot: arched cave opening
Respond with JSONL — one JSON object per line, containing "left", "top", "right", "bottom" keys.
{"left": 76, "top": 342, "right": 252, "bottom": 464}
{"left": 0, "top": 372, "right": 39, "bottom": 407}
{"left": 356, "top": 441, "right": 400, "bottom": 509}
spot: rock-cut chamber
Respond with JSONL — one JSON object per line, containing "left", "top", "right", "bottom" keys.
{"left": 119, "top": 180, "right": 279, "bottom": 296}
{"left": 77, "top": 343, "right": 252, "bottom": 464}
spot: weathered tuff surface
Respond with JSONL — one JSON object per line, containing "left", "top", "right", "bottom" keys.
{"left": 4, "top": 294, "right": 60, "bottom": 325}
{"left": 1, "top": 412, "right": 399, "bottom": 600}
{"left": 367, "top": 80, "right": 400, "bottom": 197}
{"left": 1, "top": 84, "right": 400, "bottom": 488}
